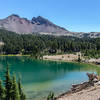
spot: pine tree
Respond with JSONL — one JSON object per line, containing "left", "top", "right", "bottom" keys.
{"left": 0, "top": 80, "right": 5, "bottom": 100}
{"left": 78, "top": 54, "right": 81, "bottom": 62}
{"left": 18, "top": 77, "right": 26, "bottom": 100}
{"left": 11, "top": 74, "right": 20, "bottom": 100}
{"left": 47, "top": 92, "right": 54, "bottom": 100}
{"left": 4, "top": 66, "right": 13, "bottom": 100}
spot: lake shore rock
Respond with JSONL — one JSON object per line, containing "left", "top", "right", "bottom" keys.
{"left": 43, "top": 53, "right": 82, "bottom": 62}
{"left": 55, "top": 73, "right": 100, "bottom": 100}
{"left": 56, "top": 81, "right": 100, "bottom": 100}
{"left": 43, "top": 54, "right": 100, "bottom": 66}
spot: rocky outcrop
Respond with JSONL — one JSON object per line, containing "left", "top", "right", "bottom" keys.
{"left": 0, "top": 14, "right": 70, "bottom": 35}
{"left": 0, "top": 14, "right": 100, "bottom": 38}
{"left": 55, "top": 73, "right": 100, "bottom": 100}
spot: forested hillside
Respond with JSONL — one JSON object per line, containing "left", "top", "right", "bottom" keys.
{"left": 0, "top": 29, "right": 100, "bottom": 58}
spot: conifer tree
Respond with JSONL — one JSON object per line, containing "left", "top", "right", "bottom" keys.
{"left": 4, "top": 66, "right": 13, "bottom": 100}
{"left": 3, "top": 66, "right": 26, "bottom": 100}
{"left": 47, "top": 92, "right": 54, "bottom": 100}
{"left": 0, "top": 80, "right": 5, "bottom": 100}
{"left": 18, "top": 77, "right": 26, "bottom": 100}
{"left": 11, "top": 74, "right": 20, "bottom": 100}
{"left": 78, "top": 54, "right": 81, "bottom": 62}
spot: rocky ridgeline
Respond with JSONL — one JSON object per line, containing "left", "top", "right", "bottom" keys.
{"left": 0, "top": 14, "right": 100, "bottom": 38}
{"left": 0, "top": 14, "right": 69, "bottom": 35}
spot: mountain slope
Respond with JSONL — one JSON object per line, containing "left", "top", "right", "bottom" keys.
{"left": 0, "top": 14, "right": 70, "bottom": 35}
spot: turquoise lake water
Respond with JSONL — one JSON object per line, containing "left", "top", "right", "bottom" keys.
{"left": 0, "top": 56, "right": 100, "bottom": 100}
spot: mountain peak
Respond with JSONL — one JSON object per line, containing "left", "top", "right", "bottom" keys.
{"left": 7, "top": 14, "right": 20, "bottom": 18}
{"left": 0, "top": 14, "right": 69, "bottom": 35}
{"left": 37, "top": 16, "right": 44, "bottom": 19}
{"left": 31, "top": 16, "right": 55, "bottom": 26}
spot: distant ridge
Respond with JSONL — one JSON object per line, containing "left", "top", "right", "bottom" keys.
{"left": 0, "top": 14, "right": 100, "bottom": 38}
{"left": 0, "top": 14, "right": 71, "bottom": 36}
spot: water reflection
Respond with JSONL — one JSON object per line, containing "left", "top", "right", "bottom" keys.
{"left": 0, "top": 56, "right": 100, "bottom": 100}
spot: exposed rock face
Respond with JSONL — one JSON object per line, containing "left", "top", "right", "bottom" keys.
{"left": 0, "top": 14, "right": 33, "bottom": 34}
{"left": 0, "top": 14, "right": 100, "bottom": 38}
{"left": 73, "top": 32, "right": 100, "bottom": 38}
{"left": 0, "top": 14, "right": 70, "bottom": 35}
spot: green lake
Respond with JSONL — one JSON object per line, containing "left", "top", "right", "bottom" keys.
{"left": 0, "top": 56, "right": 100, "bottom": 100}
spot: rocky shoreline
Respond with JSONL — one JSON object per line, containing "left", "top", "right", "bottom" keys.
{"left": 55, "top": 82, "right": 100, "bottom": 100}
{"left": 54, "top": 73, "right": 100, "bottom": 100}
{"left": 43, "top": 54, "right": 100, "bottom": 66}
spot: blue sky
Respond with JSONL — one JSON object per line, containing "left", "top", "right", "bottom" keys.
{"left": 0, "top": 0, "right": 100, "bottom": 32}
